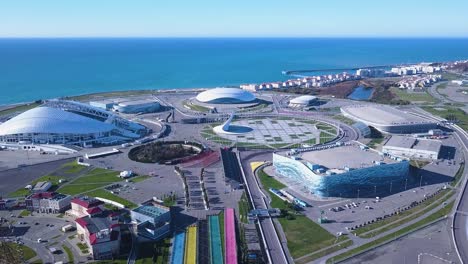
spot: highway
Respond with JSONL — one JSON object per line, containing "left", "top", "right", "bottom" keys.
{"left": 237, "top": 150, "right": 292, "bottom": 264}
{"left": 412, "top": 106, "right": 468, "bottom": 264}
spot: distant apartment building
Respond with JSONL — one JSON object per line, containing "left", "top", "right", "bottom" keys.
{"left": 67, "top": 197, "right": 104, "bottom": 218}
{"left": 75, "top": 210, "right": 121, "bottom": 260}
{"left": 25, "top": 192, "right": 72, "bottom": 213}
{"left": 131, "top": 201, "right": 171, "bottom": 241}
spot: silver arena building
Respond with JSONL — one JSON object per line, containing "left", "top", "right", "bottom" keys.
{"left": 0, "top": 100, "right": 146, "bottom": 146}
{"left": 341, "top": 104, "right": 437, "bottom": 134}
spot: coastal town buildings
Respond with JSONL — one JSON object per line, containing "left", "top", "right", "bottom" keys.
{"left": 25, "top": 192, "right": 72, "bottom": 213}
{"left": 75, "top": 210, "right": 121, "bottom": 260}
{"left": 67, "top": 197, "right": 104, "bottom": 218}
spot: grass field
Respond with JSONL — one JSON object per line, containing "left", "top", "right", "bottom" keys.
{"left": 57, "top": 167, "right": 123, "bottom": 195}
{"left": 354, "top": 189, "right": 451, "bottom": 237}
{"left": 422, "top": 106, "right": 468, "bottom": 131}
{"left": 9, "top": 175, "right": 67, "bottom": 197}
{"left": 62, "top": 244, "right": 74, "bottom": 264}
{"left": 258, "top": 168, "right": 341, "bottom": 258}
{"left": 19, "top": 210, "right": 31, "bottom": 217}
{"left": 390, "top": 87, "right": 437, "bottom": 103}
{"left": 331, "top": 114, "right": 356, "bottom": 125}
{"left": 238, "top": 192, "right": 250, "bottom": 223}
{"left": 136, "top": 238, "right": 171, "bottom": 264}
{"left": 58, "top": 183, "right": 107, "bottom": 195}
{"left": 258, "top": 169, "right": 286, "bottom": 190}
{"left": 0, "top": 242, "right": 38, "bottom": 261}
{"left": 0, "top": 102, "right": 40, "bottom": 116}
{"left": 327, "top": 201, "right": 454, "bottom": 264}
{"left": 83, "top": 189, "right": 137, "bottom": 208}
{"left": 61, "top": 161, "right": 87, "bottom": 174}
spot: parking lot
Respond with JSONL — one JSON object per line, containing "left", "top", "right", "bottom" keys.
{"left": 342, "top": 218, "right": 459, "bottom": 264}
{"left": 0, "top": 210, "right": 88, "bottom": 264}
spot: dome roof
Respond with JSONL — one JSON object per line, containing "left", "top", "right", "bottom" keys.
{"left": 196, "top": 88, "right": 256, "bottom": 104}
{"left": 0, "top": 107, "right": 115, "bottom": 136}
{"left": 290, "top": 95, "right": 317, "bottom": 105}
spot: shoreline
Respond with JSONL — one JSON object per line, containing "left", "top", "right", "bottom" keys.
{"left": 0, "top": 87, "right": 214, "bottom": 108}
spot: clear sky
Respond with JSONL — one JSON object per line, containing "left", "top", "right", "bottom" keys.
{"left": 1, "top": 0, "right": 468, "bottom": 38}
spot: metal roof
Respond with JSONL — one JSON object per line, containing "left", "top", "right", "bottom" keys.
{"left": 290, "top": 95, "right": 317, "bottom": 104}
{"left": 0, "top": 107, "right": 115, "bottom": 136}
{"left": 196, "top": 88, "right": 256, "bottom": 103}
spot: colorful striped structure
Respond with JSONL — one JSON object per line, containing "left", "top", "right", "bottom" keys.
{"left": 184, "top": 226, "right": 198, "bottom": 264}
{"left": 209, "top": 215, "right": 224, "bottom": 264}
{"left": 224, "top": 208, "right": 238, "bottom": 264}
{"left": 171, "top": 232, "right": 186, "bottom": 264}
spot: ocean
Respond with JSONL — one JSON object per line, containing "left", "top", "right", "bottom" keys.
{"left": 1, "top": 38, "right": 468, "bottom": 105}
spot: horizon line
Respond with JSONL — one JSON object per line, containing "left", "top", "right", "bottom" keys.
{"left": 1, "top": 36, "right": 468, "bottom": 39}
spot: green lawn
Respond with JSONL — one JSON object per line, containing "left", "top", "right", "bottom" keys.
{"left": 71, "top": 168, "right": 120, "bottom": 184}
{"left": 131, "top": 175, "right": 151, "bottom": 183}
{"left": 355, "top": 189, "right": 451, "bottom": 237}
{"left": 332, "top": 114, "right": 356, "bottom": 125}
{"left": 135, "top": 239, "right": 171, "bottom": 264}
{"left": 0, "top": 102, "right": 40, "bottom": 116}
{"left": 19, "top": 210, "right": 30, "bottom": 217}
{"left": 258, "top": 169, "right": 339, "bottom": 258}
{"left": 258, "top": 169, "right": 286, "bottom": 190}
{"left": 61, "top": 161, "right": 87, "bottom": 174}
{"left": 327, "top": 201, "right": 455, "bottom": 263}
{"left": 238, "top": 192, "right": 250, "bottom": 223}
{"left": 83, "top": 189, "right": 137, "bottom": 208}
{"left": 9, "top": 175, "right": 66, "bottom": 197}
{"left": 0, "top": 242, "right": 38, "bottom": 261}
{"left": 422, "top": 106, "right": 468, "bottom": 131}
{"left": 62, "top": 245, "right": 74, "bottom": 264}
{"left": 390, "top": 87, "right": 437, "bottom": 103}
{"left": 296, "top": 239, "right": 353, "bottom": 264}
{"left": 58, "top": 183, "right": 108, "bottom": 195}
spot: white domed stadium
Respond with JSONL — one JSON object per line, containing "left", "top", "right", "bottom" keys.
{"left": 289, "top": 95, "right": 318, "bottom": 107}
{"left": 196, "top": 88, "right": 256, "bottom": 104}
{"left": 0, "top": 102, "right": 144, "bottom": 146}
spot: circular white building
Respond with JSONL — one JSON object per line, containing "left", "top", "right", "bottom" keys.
{"left": 196, "top": 88, "right": 256, "bottom": 104}
{"left": 0, "top": 103, "right": 144, "bottom": 146}
{"left": 112, "top": 99, "right": 160, "bottom": 113}
{"left": 289, "top": 95, "right": 318, "bottom": 107}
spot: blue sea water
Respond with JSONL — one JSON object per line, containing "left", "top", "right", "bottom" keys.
{"left": 347, "top": 86, "right": 374, "bottom": 100}
{"left": 1, "top": 38, "right": 468, "bottom": 105}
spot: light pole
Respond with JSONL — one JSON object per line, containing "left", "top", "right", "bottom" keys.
{"left": 390, "top": 181, "right": 393, "bottom": 193}
{"left": 405, "top": 178, "right": 408, "bottom": 191}
{"left": 419, "top": 174, "right": 423, "bottom": 188}
{"left": 374, "top": 185, "right": 377, "bottom": 196}
{"left": 357, "top": 189, "right": 360, "bottom": 199}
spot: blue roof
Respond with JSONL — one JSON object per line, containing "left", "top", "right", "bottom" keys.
{"left": 133, "top": 205, "right": 169, "bottom": 218}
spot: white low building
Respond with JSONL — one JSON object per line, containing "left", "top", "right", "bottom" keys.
{"left": 382, "top": 136, "right": 442, "bottom": 160}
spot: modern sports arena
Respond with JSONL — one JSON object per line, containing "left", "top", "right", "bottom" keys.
{"left": 0, "top": 100, "right": 146, "bottom": 147}
{"left": 341, "top": 104, "right": 437, "bottom": 134}
{"left": 196, "top": 88, "right": 256, "bottom": 104}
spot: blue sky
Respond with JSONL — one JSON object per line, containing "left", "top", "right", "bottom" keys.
{"left": 1, "top": 0, "right": 468, "bottom": 37}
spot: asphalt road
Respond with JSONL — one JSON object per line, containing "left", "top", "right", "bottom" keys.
{"left": 238, "top": 150, "right": 292, "bottom": 264}
{"left": 412, "top": 106, "right": 468, "bottom": 264}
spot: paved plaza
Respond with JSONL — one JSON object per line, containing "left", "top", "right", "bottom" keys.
{"left": 209, "top": 118, "right": 329, "bottom": 147}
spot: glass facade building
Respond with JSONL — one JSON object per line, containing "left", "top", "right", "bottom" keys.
{"left": 273, "top": 153, "right": 411, "bottom": 198}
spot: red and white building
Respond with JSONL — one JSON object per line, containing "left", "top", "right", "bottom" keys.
{"left": 25, "top": 192, "right": 72, "bottom": 213}
{"left": 75, "top": 210, "right": 121, "bottom": 260}
{"left": 67, "top": 197, "right": 104, "bottom": 218}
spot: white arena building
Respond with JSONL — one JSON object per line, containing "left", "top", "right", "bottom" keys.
{"left": 0, "top": 100, "right": 146, "bottom": 147}
{"left": 112, "top": 99, "right": 160, "bottom": 113}
{"left": 196, "top": 88, "right": 256, "bottom": 104}
{"left": 341, "top": 104, "right": 437, "bottom": 134}
{"left": 289, "top": 95, "right": 318, "bottom": 107}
